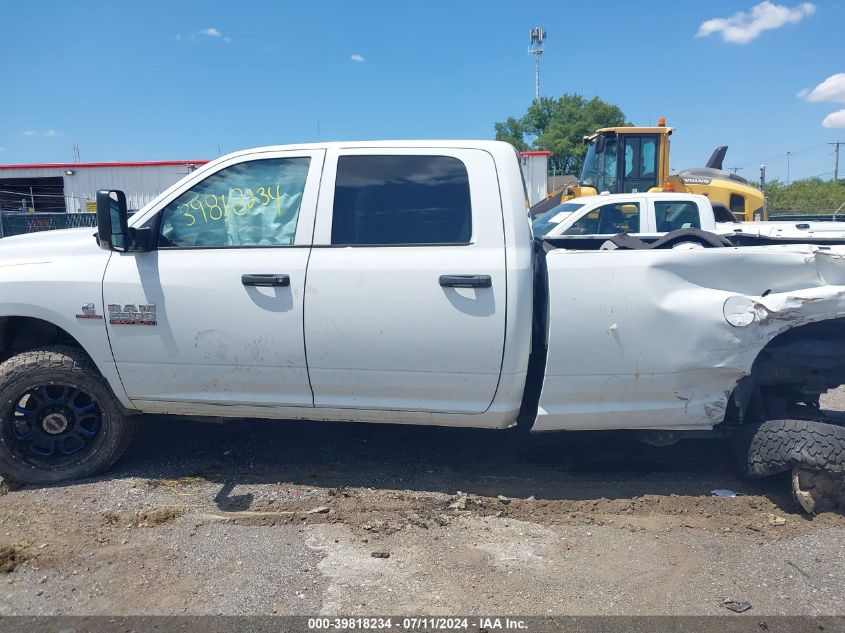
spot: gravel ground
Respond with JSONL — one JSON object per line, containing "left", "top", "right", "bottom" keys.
{"left": 0, "top": 391, "right": 844, "bottom": 616}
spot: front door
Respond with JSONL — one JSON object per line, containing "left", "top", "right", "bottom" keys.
{"left": 103, "top": 150, "right": 324, "bottom": 410}
{"left": 304, "top": 149, "right": 507, "bottom": 414}
{"left": 619, "top": 135, "right": 659, "bottom": 193}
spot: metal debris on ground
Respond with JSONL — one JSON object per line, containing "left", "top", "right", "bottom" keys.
{"left": 711, "top": 489, "right": 744, "bottom": 497}
{"left": 723, "top": 600, "right": 752, "bottom": 613}
{"left": 371, "top": 551, "right": 390, "bottom": 559}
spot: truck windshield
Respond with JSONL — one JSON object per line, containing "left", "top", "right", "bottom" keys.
{"left": 580, "top": 136, "right": 617, "bottom": 193}
{"left": 531, "top": 202, "right": 586, "bottom": 236}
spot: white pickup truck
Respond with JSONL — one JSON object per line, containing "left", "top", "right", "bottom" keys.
{"left": 533, "top": 192, "right": 845, "bottom": 246}
{"left": 1, "top": 141, "right": 845, "bottom": 502}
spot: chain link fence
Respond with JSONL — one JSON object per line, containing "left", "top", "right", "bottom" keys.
{"left": 764, "top": 180, "right": 845, "bottom": 220}
{"left": 768, "top": 198, "right": 845, "bottom": 219}
{"left": 0, "top": 212, "right": 98, "bottom": 238}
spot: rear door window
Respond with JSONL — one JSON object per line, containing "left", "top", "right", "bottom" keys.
{"left": 654, "top": 200, "right": 702, "bottom": 232}
{"left": 331, "top": 155, "right": 471, "bottom": 245}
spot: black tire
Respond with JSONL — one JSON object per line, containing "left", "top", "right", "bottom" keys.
{"left": 0, "top": 346, "right": 135, "bottom": 485}
{"left": 734, "top": 418, "right": 845, "bottom": 479}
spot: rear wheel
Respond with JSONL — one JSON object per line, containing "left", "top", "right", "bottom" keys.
{"left": 0, "top": 347, "right": 135, "bottom": 485}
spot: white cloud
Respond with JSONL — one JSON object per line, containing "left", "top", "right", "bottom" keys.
{"left": 22, "top": 130, "right": 36, "bottom": 136}
{"left": 822, "top": 109, "right": 845, "bottom": 128}
{"left": 350, "top": 54, "right": 365, "bottom": 63}
{"left": 223, "top": 36, "right": 231, "bottom": 43}
{"left": 44, "top": 129, "right": 57, "bottom": 137}
{"left": 696, "top": 1, "right": 816, "bottom": 44}
{"left": 796, "top": 88, "right": 810, "bottom": 98}
{"left": 199, "top": 27, "right": 222, "bottom": 37}
{"left": 805, "top": 73, "right": 845, "bottom": 103}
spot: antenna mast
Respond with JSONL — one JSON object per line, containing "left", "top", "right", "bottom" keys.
{"left": 529, "top": 27, "right": 546, "bottom": 101}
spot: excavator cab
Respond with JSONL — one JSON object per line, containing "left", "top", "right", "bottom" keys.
{"left": 579, "top": 126, "right": 670, "bottom": 195}
{"left": 544, "top": 120, "right": 766, "bottom": 221}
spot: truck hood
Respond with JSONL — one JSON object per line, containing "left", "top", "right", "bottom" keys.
{"left": 0, "top": 228, "right": 101, "bottom": 266}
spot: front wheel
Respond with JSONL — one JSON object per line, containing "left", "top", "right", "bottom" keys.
{"left": 0, "top": 347, "right": 135, "bottom": 485}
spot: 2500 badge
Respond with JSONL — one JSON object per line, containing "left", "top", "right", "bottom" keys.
{"left": 108, "top": 304, "right": 157, "bottom": 326}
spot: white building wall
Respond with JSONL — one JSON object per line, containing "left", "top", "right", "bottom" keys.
{"left": 0, "top": 163, "right": 203, "bottom": 213}
{"left": 62, "top": 165, "right": 197, "bottom": 212}
{"left": 519, "top": 153, "right": 549, "bottom": 206}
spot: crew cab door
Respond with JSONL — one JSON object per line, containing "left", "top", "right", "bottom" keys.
{"left": 304, "top": 148, "right": 507, "bottom": 413}
{"left": 102, "top": 150, "right": 324, "bottom": 410}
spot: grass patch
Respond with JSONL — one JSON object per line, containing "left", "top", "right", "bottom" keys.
{"left": 128, "top": 507, "right": 184, "bottom": 528}
{"left": 144, "top": 475, "right": 209, "bottom": 489}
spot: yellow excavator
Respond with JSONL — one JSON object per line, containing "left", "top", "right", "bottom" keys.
{"left": 544, "top": 119, "right": 766, "bottom": 221}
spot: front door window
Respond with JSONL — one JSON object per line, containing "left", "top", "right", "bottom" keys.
{"left": 158, "top": 157, "right": 311, "bottom": 248}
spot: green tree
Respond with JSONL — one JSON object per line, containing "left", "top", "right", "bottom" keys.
{"left": 495, "top": 93, "right": 629, "bottom": 175}
{"left": 492, "top": 117, "right": 527, "bottom": 152}
{"left": 765, "top": 178, "right": 845, "bottom": 216}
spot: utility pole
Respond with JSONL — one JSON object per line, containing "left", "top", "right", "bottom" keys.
{"left": 760, "top": 164, "right": 766, "bottom": 190}
{"left": 728, "top": 166, "right": 743, "bottom": 175}
{"left": 528, "top": 27, "right": 546, "bottom": 101}
{"left": 830, "top": 142, "right": 843, "bottom": 181}
{"left": 786, "top": 151, "right": 792, "bottom": 185}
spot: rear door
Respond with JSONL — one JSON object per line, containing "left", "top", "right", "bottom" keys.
{"left": 304, "top": 148, "right": 507, "bottom": 413}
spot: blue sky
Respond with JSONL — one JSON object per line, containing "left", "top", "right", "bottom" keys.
{"left": 0, "top": 0, "right": 843, "bottom": 183}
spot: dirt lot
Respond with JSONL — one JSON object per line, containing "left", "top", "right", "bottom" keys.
{"left": 1, "top": 391, "right": 845, "bottom": 616}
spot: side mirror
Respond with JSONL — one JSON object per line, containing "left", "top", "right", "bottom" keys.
{"left": 596, "top": 135, "right": 606, "bottom": 153}
{"left": 97, "top": 190, "right": 129, "bottom": 251}
{"left": 96, "top": 190, "right": 151, "bottom": 252}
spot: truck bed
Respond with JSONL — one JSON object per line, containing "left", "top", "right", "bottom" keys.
{"left": 534, "top": 242, "right": 845, "bottom": 431}
{"left": 544, "top": 232, "right": 845, "bottom": 250}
